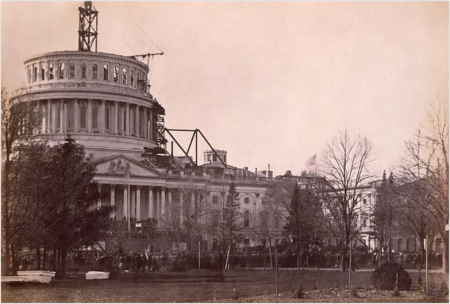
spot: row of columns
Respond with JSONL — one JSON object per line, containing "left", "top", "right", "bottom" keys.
{"left": 37, "top": 99, "right": 155, "bottom": 140}
{"left": 98, "top": 184, "right": 172, "bottom": 222}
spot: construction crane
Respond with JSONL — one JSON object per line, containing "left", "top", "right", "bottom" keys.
{"left": 129, "top": 52, "right": 164, "bottom": 67}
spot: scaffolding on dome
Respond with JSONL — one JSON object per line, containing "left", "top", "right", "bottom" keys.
{"left": 78, "top": 1, "right": 98, "bottom": 52}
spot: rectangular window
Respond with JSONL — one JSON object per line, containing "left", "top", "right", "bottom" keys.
{"left": 81, "top": 63, "right": 86, "bottom": 79}
{"left": 49, "top": 64, "right": 54, "bottom": 80}
{"left": 114, "top": 66, "right": 119, "bottom": 82}
{"left": 59, "top": 63, "right": 65, "bottom": 79}
{"left": 103, "top": 65, "right": 108, "bottom": 81}
{"left": 69, "top": 63, "right": 75, "bottom": 79}
{"left": 212, "top": 196, "right": 219, "bottom": 204}
{"left": 93, "top": 64, "right": 98, "bottom": 80}
{"left": 123, "top": 68, "right": 127, "bottom": 84}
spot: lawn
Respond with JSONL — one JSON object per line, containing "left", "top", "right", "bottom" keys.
{"left": 1, "top": 269, "right": 448, "bottom": 303}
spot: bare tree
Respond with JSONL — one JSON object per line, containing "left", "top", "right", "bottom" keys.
{"left": 206, "top": 182, "right": 242, "bottom": 255}
{"left": 396, "top": 94, "right": 449, "bottom": 272}
{"left": 1, "top": 88, "right": 42, "bottom": 275}
{"left": 161, "top": 179, "right": 208, "bottom": 252}
{"left": 251, "top": 202, "right": 283, "bottom": 268}
{"left": 318, "top": 130, "right": 376, "bottom": 271}
{"left": 371, "top": 171, "right": 397, "bottom": 263}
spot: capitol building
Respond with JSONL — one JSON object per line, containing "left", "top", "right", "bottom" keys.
{"left": 10, "top": 1, "right": 278, "bottom": 252}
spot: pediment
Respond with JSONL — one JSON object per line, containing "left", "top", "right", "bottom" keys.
{"left": 94, "top": 154, "right": 166, "bottom": 178}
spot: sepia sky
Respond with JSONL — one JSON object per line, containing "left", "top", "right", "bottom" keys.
{"left": 2, "top": 1, "right": 448, "bottom": 176}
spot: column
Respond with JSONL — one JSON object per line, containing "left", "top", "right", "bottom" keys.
{"left": 161, "top": 188, "right": 166, "bottom": 215}
{"left": 110, "top": 184, "right": 116, "bottom": 219}
{"left": 74, "top": 99, "right": 79, "bottom": 132}
{"left": 100, "top": 99, "right": 106, "bottom": 134}
{"left": 168, "top": 189, "right": 172, "bottom": 215}
{"left": 143, "top": 108, "right": 147, "bottom": 139}
{"left": 135, "top": 105, "right": 140, "bottom": 137}
{"left": 148, "top": 109, "right": 153, "bottom": 140}
{"left": 130, "top": 186, "right": 136, "bottom": 219}
{"left": 97, "top": 184, "right": 102, "bottom": 209}
{"left": 155, "top": 188, "right": 160, "bottom": 219}
{"left": 47, "top": 100, "right": 51, "bottom": 133}
{"left": 51, "top": 100, "right": 56, "bottom": 133}
{"left": 148, "top": 187, "right": 154, "bottom": 219}
{"left": 114, "top": 101, "right": 118, "bottom": 134}
{"left": 38, "top": 100, "right": 45, "bottom": 134}
{"left": 59, "top": 99, "right": 64, "bottom": 133}
{"left": 126, "top": 102, "right": 130, "bottom": 136}
{"left": 136, "top": 186, "right": 141, "bottom": 221}
{"left": 87, "top": 99, "right": 92, "bottom": 133}
{"left": 179, "top": 190, "right": 184, "bottom": 225}
{"left": 123, "top": 185, "right": 128, "bottom": 219}
{"left": 118, "top": 103, "right": 123, "bottom": 134}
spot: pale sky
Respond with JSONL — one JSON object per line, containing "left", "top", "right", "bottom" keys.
{"left": 2, "top": 1, "right": 448, "bottom": 177}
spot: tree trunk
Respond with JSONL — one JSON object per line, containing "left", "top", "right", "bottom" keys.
{"left": 61, "top": 248, "right": 66, "bottom": 278}
{"left": 36, "top": 246, "right": 41, "bottom": 270}
{"left": 43, "top": 247, "right": 47, "bottom": 270}
{"left": 3, "top": 235, "right": 11, "bottom": 276}
{"left": 444, "top": 234, "right": 449, "bottom": 273}
{"left": 11, "top": 245, "right": 17, "bottom": 275}
{"left": 341, "top": 246, "right": 347, "bottom": 272}
{"left": 269, "top": 243, "right": 273, "bottom": 268}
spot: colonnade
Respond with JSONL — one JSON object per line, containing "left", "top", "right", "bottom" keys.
{"left": 36, "top": 98, "right": 155, "bottom": 140}
{"left": 97, "top": 184, "right": 172, "bottom": 222}
{"left": 96, "top": 184, "right": 211, "bottom": 227}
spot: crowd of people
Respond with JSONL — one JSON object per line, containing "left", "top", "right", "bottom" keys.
{"left": 8, "top": 246, "right": 444, "bottom": 275}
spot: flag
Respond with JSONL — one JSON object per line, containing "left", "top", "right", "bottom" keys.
{"left": 307, "top": 154, "right": 316, "bottom": 167}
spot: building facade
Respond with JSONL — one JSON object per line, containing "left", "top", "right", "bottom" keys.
{"left": 10, "top": 2, "right": 280, "bottom": 252}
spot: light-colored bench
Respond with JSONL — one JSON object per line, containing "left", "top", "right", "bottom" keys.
{"left": 17, "top": 271, "right": 56, "bottom": 283}
{"left": 85, "top": 271, "right": 110, "bottom": 280}
{"left": 2, "top": 276, "right": 25, "bottom": 283}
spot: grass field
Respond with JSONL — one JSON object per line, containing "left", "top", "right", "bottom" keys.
{"left": 2, "top": 269, "right": 448, "bottom": 303}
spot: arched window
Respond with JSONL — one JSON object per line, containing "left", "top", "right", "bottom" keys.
{"left": 41, "top": 68, "right": 45, "bottom": 81}
{"left": 69, "top": 63, "right": 75, "bottom": 79}
{"left": 105, "top": 107, "right": 110, "bottom": 131}
{"left": 59, "top": 63, "right": 65, "bottom": 79}
{"left": 113, "top": 66, "right": 119, "bottom": 82}
{"left": 244, "top": 210, "right": 250, "bottom": 228}
{"left": 49, "top": 64, "right": 54, "bottom": 80}
{"left": 103, "top": 65, "right": 108, "bottom": 81}
{"left": 92, "top": 105, "right": 98, "bottom": 129}
{"left": 80, "top": 105, "right": 87, "bottom": 129}
{"left": 68, "top": 103, "right": 75, "bottom": 130}
{"left": 34, "top": 67, "right": 38, "bottom": 82}
{"left": 122, "top": 68, "right": 127, "bottom": 84}
{"left": 92, "top": 64, "right": 98, "bottom": 80}
{"left": 131, "top": 70, "right": 134, "bottom": 86}
{"left": 81, "top": 63, "right": 86, "bottom": 79}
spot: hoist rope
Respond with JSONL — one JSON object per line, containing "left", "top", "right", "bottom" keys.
{"left": 125, "top": 10, "right": 164, "bottom": 54}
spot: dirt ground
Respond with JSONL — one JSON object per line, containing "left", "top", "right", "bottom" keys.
{"left": 1, "top": 269, "right": 448, "bottom": 303}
